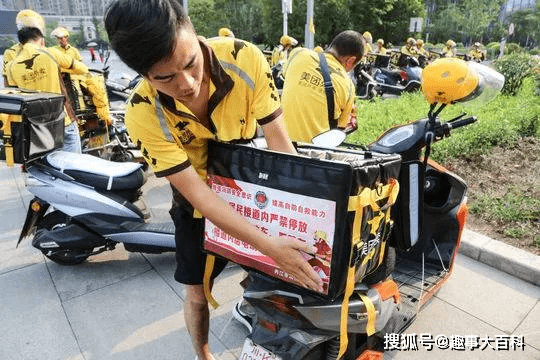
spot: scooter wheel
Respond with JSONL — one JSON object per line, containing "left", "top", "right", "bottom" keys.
{"left": 37, "top": 211, "right": 91, "bottom": 265}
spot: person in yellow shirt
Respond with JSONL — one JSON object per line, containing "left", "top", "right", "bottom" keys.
{"left": 271, "top": 34, "right": 297, "bottom": 67}
{"left": 104, "top": 1, "right": 322, "bottom": 359}
{"left": 281, "top": 30, "right": 364, "bottom": 143}
{"left": 363, "top": 31, "right": 373, "bottom": 54}
{"left": 416, "top": 39, "right": 428, "bottom": 57}
{"left": 376, "top": 38, "right": 387, "bottom": 55}
{"left": 51, "top": 27, "right": 82, "bottom": 61}
{"left": 7, "top": 10, "right": 89, "bottom": 153}
{"left": 2, "top": 42, "right": 23, "bottom": 87}
{"left": 442, "top": 39, "right": 456, "bottom": 57}
{"left": 468, "top": 42, "right": 485, "bottom": 62}
{"left": 401, "top": 37, "right": 418, "bottom": 57}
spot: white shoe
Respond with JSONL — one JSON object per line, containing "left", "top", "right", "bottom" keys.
{"left": 232, "top": 300, "right": 254, "bottom": 333}
{"left": 194, "top": 355, "right": 215, "bottom": 360}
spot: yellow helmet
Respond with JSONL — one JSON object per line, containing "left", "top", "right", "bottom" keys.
{"left": 363, "top": 31, "right": 372, "bottom": 42}
{"left": 446, "top": 39, "right": 456, "bottom": 47}
{"left": 314, "top": 45, "right": 324, "bottom": 53}
{"left": 407, "top": 37, "right": 416, "bottom": 46}
{"left": 218, "top": 27, "right": 234, "bottom": 38}
{"left": 421, "top": 58, "right": 480, "bottom": 104}
{"left": 280, "top": 35, "right": 298, "bottom": 47}
{"left": 51, "top": 26, "right": 69, "bottom": 38}
{"left": 377, "top": 39, "right": 384, "bottom": 45}
{"left": 15, "top": 9, "right": 45, "bottom": 36}
{"left": 416, "top": 39, "right": 424, "bottom": 47}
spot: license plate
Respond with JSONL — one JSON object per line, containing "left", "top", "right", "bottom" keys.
{"left": 239, "top": 338, "right": 281, "bottom": 360}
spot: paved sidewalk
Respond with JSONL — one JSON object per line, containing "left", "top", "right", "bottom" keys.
{"left": 1, "top": 162, "right": 539, "bottom": 360}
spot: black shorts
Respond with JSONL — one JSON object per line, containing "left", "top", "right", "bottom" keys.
{"left": 170, "top": 203, "right": 228, "bottom": 285}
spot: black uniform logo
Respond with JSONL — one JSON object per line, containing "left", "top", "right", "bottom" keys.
{"left": 231, "top": 40, "right": 247, "bottom": 60}
{"left": 18, "top": 54, "right": 40, "bottom": 70}
{"left": 130, "top": 93, "right": 152, "bottom": 107}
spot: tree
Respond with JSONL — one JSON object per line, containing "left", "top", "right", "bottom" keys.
{"left": 379, "top": 0, "right": 424, "bottom": 45}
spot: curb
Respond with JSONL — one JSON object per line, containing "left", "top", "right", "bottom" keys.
{"left": 459, "top": 228, "right": 540, "bottom": 287}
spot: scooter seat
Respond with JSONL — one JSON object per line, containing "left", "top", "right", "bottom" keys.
{"left": 45, "top": 150, "right": 145, "bottom": 191}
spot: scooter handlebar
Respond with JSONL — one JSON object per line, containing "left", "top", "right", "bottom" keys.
{"left": 449, "top": 116, "right": 477, "bottom": 130}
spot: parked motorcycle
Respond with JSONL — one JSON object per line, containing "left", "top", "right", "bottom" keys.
{"left": 355, "top": 52, "right": 422, "bottom": 100}
{"left": 236, "top": 59, "right": 505, "bottom": 359}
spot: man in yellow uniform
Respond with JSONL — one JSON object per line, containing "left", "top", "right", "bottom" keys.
{"left": 416, "top": 39, "right": 428, "bottom": 57}
{"left": 51, "top": 27, "right": 82, "bottom": 61}
{"left": 401, "top": 37, "right": 418, "bottom": 57}
{"left": 468, "top": 42, "right": 485, "bottom": 62}
{"left": 104, "top": 1, "right": 322, "bottom": 359}
{"left": 2, "top": 43, "right": 23, "bottom": 86}
{"left": 363, "top": 31, "right": 373, "bottom": 54}
{"left": 281, "top": 30, "right": 364, "bottom": 142}
{"left": 376, "top": 38, "right": 387, "bottom": 55}
{"left": 7, "top": 9, "right": 89, "bottom": 153}
{"left": 270, "top": 34, "right": 297, "bottom": 67}
{"left": 442, "top": 39, "right": 456, "bottom": 57}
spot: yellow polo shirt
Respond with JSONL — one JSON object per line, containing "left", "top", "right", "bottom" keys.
{"left": 281, "top": 48, "right": 355, "bottom": 143}
{"left": 53, "top": 44, "right": 82, "bottom": 62}
{"left": 124, "top": 38, "right": 281, "bottom": 179}
{"left": 7, "top": 42, "right": 89, "bottom": 125}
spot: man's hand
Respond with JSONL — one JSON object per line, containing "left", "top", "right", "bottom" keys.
{"left": 263, "top": 236, "right": 324, "bottom": 292}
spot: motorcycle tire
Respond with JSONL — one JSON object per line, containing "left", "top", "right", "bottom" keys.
{"left": 362, "top": 246, "right": 396, "bottom": 285}
{"left": 37, "top": 211, "right": 91, "bottom": 265}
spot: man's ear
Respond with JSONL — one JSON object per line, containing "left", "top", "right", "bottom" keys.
{"left": 344, "top": 56, "right": 358, "bottom": 72}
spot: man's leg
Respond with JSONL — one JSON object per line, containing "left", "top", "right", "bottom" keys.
{"left": 63, "top": 121, "right": 82, "bottom": 153}
{"left": 185, "top": 284, "right": 213, "bottom": 360}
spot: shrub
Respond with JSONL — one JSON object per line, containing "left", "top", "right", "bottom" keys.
{"left": 493, "top": 53, "right": 535, "bottom": 95}
{"left": 504, "top": 42, "right": 525, "bottom": 55}
{"left": 530, "top": 49, "right": 540, "bottom": 56}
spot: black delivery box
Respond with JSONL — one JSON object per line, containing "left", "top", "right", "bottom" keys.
{"left": 0, "top": 89, "right": 65, "bottom": 166}
{"left": 204, "top": 141, "right": 401, "bottom": 300}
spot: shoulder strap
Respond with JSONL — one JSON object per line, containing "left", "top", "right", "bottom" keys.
{"left": 318, "top": 53, "right": 336, "bottom": 129}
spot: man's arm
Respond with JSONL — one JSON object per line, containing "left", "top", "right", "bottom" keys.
{"left": 261, "top": 113, "right": 296, "bottom": 154}
{"left": 166, "top": 166, "right": 323, "bottom": 292}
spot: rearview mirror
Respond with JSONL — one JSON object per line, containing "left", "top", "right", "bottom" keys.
{"left": 312, "top": 129, "right": 347, "bottom": 147}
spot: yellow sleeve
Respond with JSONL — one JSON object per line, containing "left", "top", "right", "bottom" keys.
{"left": 336, "top": 75, "right": 356, "bottom": 129}
{"left": 250, "top": 45, "right": 282, "bottom": 125}
{"left": 125, "top": 90, "right": 190, "bottom": 177}
{"left": 48, "top": 47, "right": 88, "bottom": 75}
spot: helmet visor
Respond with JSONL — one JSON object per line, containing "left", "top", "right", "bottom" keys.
{"left": 457, "top": 62, "right": 504, "bottom": 106}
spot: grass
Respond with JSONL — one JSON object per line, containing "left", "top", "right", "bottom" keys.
{"left": 469, "top": 189, "right": 540, "bottom": 222}
{"left": 348, "top": 76, "right": 540, "bottom": 164}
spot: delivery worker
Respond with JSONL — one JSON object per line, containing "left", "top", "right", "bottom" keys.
{"left": 51, "top": 26, "right": 82, "bottom": 62}
{"left": 7, "top": 9, "right": 89, "bottom": 153}
{"left": 376, "top": 38, "right": 387, "bottom": 55}
{"left": 442, "top": 39, "right": 456, "bottom": 57}
{"left": 271, "top": 34, "right": 298, "bottom": 67}
{"left": 416, "top": 39, "right": 428, "bottom": 57}
{"left": 104, "top": 1, "right": 322, "bottom": 359}
{"left": 468, "top": 42, "right": 485, "bottom": 62}
{"left": 2, "top": 42, "right": 23, "bottom": 86}
{"left": 218, "top": 27, "right": 234, "bottom": 38}
{"left": 281, "top": 30, "right": 364, "bottom": 142}
{"left": 401, "top": 37, "right": 418, "bottom": 57}
{"left": 363, "top": 31, "right": 373, "bottom": 54}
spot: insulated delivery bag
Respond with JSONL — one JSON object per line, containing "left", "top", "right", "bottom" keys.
{"left": 0, "top": 89, "right": 65, "bottom": 167}
{"left": 204, "top": 141, "right": 401, "bottom": 301}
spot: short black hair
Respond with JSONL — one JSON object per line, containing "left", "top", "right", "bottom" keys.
{"left": 328, "top": 30, "right": 365, "bottom": 63}
{"left": 104, "top": 0, "right": 192, "bottom": 75}
{"left": 17, "top": 27, "right": 43, "bottom": 44}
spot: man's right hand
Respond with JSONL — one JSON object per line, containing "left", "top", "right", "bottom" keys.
{"left": 262, "top": 236, "right": 324, "bottom": 293}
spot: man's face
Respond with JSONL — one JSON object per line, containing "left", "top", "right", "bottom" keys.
{"left": 57, "top": 36, "right": 68, "bottom": 48}
{"left": 145, "top": 28, "right": 205, "bottom": 104}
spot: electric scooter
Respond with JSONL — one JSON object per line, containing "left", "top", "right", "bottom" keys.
{"left": 236, "top": 60, "right": 505, "bottom": 360}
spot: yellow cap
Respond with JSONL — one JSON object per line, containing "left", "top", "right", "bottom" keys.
{"left": 446, "top": 39, "right": 456, "bottom": 47}
{"left": 280, "top": 35, "right": 298, "bottom": 47}
{"left": 421, "top": 58, "right": 479, "bottom": 105}
{"left": 51, "top": 26, "right": 69, "bottom": 38}
{"left": 407, "top": 37, "right": 416, "bottom": 46}
{"left": 417, "top": 39, "right": 424, "bottom": 46}
{"left": 363, "top": 32, "right": 372, "bottom": 42}
{"left": 16, "top": 9, "right": 45, "bottom": 36}
{"left": 314, "top": 45, "right": 324, "bottom": 53}
{"left": 377, "top": 39, "right": 384, "bottom": 45}
{"left": 218, "top": 27, "right": 234, "bottom": 38}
